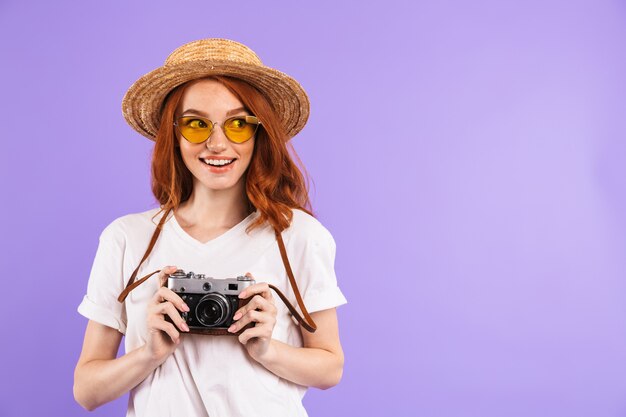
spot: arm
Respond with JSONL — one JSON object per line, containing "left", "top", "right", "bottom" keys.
{"left": 228, "top": 280, "right": 344, "bottom": 390}
{"left": 257, "top": 308, "right": 344, "bottom": 390}
{"left": 74, "top": 268, "right": 190, "bottom": 411}
{"left": 73, "top": 320, "right": 162, "bottom": 411}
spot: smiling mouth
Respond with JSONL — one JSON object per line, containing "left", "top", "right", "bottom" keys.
{"left": 200, "top": 158, "right": 237, "bottom": 167}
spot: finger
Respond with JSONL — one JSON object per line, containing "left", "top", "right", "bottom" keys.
{"left": 229, "top": 309, "right": 275, "bottom": 334}
{"left": 155, "top": 286, "right": 190, "bottom": 312}
{"left": 150, "top": 290, "right": 165, "bottom": 306}
{"left": 233, "top": 295, "right": 275, "bottom": 321}
{"left": 228, "top": 309, "right": 262, "bottom": 333}
{"left": 147, "top": 315, "right": 180, "bottom": 342}
{"left": 238, "top": 326, "right": 270, "bottom": 345}
{"left": 151, "top": 266, "right": 181, "bottom": 305}
{"left": 156, "top": 301, "right": 190, "bottom": 332}
{"left": 239, "top": 282, "right": 273, "bottom": 301}
{"left": 233, "top": 295, "right": 264, "bottom": 320}
{"left": 158, "top": 265, "right": 179, "bottom": 286}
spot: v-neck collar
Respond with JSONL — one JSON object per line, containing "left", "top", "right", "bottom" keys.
{"left": 168, "top": 209, "right": 258, "bottom": 250}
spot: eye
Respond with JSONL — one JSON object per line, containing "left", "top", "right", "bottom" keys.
{"left": 183, "top": 118, "right": 208, "bottom": 129}
{"left": 229, "top": 118, "right": 246, "bottom": 129}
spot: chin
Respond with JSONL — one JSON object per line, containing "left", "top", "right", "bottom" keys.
{"left": 197, "top": 177, "right": 244, "bottom": 191}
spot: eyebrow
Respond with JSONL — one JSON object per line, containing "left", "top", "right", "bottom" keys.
{"left": 181, "top": 107, "right": 248, "bottom": 117}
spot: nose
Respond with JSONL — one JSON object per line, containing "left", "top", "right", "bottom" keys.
{"left": 206, "top": 122, "right": 228, "bottom": 152}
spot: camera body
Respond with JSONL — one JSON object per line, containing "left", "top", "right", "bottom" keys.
{"left": 165, "top": 269, "right": 255, "bottom": 335}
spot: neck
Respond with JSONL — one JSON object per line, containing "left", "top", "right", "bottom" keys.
{"left": 175, "top": 179, "right": 251, "bottom": 228}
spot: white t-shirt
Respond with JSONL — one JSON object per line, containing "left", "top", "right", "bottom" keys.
{"left": 77, "top": 206, "right": 347, "bottom": 417}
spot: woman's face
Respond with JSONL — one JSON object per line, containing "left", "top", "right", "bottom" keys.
{"left": 175, "top": 78, "right": 256, "bottom": 194}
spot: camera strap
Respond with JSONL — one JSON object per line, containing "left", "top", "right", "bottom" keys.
{"left": 116, "top": 207, "right": 317, "bottom": 333}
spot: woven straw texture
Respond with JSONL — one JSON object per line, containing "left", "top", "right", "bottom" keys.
{"left": 121, "top": 38, "right": 310, "bottom": 141}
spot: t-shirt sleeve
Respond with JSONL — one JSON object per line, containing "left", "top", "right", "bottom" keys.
{"left": 293, "top": 221, "right": 347, "bottom": 313}
{"left": 77, "top": 219, "right": 128, "bottom": 334}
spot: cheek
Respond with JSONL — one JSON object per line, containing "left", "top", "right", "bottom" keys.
{"left": 179, "top": 150, "right": 192, "bottom": 168}
{"left": 241, "top": 141, "right": 255, "bottom": 165}
{"left": 181, "top": 154, "right": 202, "bottom": 177}
{"left": 239, "top": 152, "right": 254, "bottom": 172}
{"left": 179, "top": 143, "right": 198, "bottom": 167}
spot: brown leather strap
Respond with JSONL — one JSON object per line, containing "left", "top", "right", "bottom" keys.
{"left": 117, "top": 269, "right": 162, "bottom": 303}
{"left": 116, "top": 208, "right": 317, "bottom": 333}
{"left": 117, "top": 208, "right": 171, "bottom": 303}
{"left": 273, "top": 229, "right": 317, "bottom": 332}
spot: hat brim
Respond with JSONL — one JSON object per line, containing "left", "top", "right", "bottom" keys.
{"left": 121, "top": 60, "right": 310, "bottom": 141}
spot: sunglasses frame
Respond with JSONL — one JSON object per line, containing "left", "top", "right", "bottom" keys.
{"left": 173, "top": 115, "right": 262, "bottom": 144}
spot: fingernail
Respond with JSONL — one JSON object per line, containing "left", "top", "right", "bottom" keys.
{"left": 239, "top": 291, "right": 246, "bottom": 299}
{"left": 182, "top": 303, "right": 190, "bottom": 312}
{"left": 233, "top": 312, "right": 242, "bottom": 320}
{"left": 182, "top": 322, "right": 189, "bottom": 332}
{"left": 227, "top": 325, "right": 235, "bottom": 333}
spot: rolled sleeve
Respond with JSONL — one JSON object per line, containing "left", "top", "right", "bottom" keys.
{"left": 302, "top": 286, "right": 347, "bottom": 314}
{"left": 293, "top": 219, "right": 347, "bottom": 314}
{"left": 77, "top": 219, "right": 128, "bottom": 334}
{"left": 78, "top": 295, "right": 127, "bottom": 334}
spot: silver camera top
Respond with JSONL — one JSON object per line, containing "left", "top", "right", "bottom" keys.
{"left": 167, "top": 269, "right": 255, "bottom": 295}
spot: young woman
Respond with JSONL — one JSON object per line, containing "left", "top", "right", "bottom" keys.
{"left": 73, "top": 38, "right": 347, "bottom": 417}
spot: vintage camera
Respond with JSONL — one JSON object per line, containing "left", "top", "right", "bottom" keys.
{"left": 164, "top": 269, "right": 255, "bottom": 335}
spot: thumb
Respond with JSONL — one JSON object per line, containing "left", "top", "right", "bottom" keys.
{"left": 160, "top": 266, "right": 178, "bottom": 285}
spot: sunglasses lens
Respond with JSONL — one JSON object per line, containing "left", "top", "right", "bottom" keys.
{"left": 224, "top": 116, "right": 259, "bottom": 143}
{"left": 177, "top": 117, "right": 212, "bottom": 143}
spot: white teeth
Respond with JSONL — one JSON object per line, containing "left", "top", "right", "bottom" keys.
{"left": 202, "top": 158, "right": 233, "bottom": 166}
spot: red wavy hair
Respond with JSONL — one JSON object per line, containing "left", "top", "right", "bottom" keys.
{"left": 149, "top": 75, "right": 314, "bottom": 233}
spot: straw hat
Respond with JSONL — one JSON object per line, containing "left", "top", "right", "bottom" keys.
{"left": 121, "top": 38, "right": 310, "bottom": 141}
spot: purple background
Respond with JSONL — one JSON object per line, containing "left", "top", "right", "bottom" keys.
{"left": 1, "top": 0, "right": 625, "bottom": 416}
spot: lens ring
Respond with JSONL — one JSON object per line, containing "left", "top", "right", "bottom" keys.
{"left": 224, "top": 117, "right": 258, "bottom": 144}
{"left": 177, "top": 116, "right": 213, "bottom": 144}
{"left": 195, "top": 293, "right": 230, "bottom": 327}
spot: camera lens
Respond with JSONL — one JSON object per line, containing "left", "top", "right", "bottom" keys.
{"left": 195, "top": 294, "right": 230, "bottom": 327}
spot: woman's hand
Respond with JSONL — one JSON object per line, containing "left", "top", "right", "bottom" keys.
{"left": 143, "top": 266, "right": 190, "bottom": 365}
{"left": 228, "top": 273, "right": 278, "bottom": 362}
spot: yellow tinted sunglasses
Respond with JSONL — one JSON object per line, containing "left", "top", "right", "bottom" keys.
{"left": 174, "top": 115, "right": 261, "bottom": 144}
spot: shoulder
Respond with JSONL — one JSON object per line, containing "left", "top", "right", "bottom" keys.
{"left": 99, "top": 207, "right": 163, "bottom": 242}
{"left": 283, "top": 208, "right": 336, "bottom": 249}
